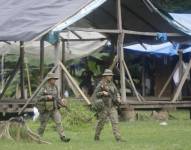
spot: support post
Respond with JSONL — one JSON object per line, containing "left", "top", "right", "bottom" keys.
{"left": 61, "top": 39, "right": 66, "bottom": 97}
{"left": 20, "top": 41, "right": 25, "bottom": 99}
{"left": 25, "top": 61, "right": 32, "bottom": 97}
{"left": 117, "top": 0, "right": 126, "bottom": 103}
{"left": 142, "top": 57, "right": 146, "bottom": 96}
{"left": 40, "top": 40, "right": 44, "bottom": 80}
{"left": 1, "top": 54, "right": 5, "bottom": 93}
{"left": 54, "top": 42, "right": 59, "bottom": 66}
{"left": 172, "top": 57, "right": 191, "bottom": 102}
{"left": 178, "top": 50, "right": 183, "bottom": 100}
{"left": 118, "top": 33, "right": 126, "bottom": 103}
{"left": 54, "top": 41, "right": 61, "bottom": 94}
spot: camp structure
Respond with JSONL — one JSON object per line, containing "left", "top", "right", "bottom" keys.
{"left": 0, "top": 0, "right": 191, "bottom": 118}
{"left": 124, "top": 41, "right": 191, "bottom": 97}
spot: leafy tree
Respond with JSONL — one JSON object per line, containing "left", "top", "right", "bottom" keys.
{"left": 155, "top": 0, "right": 191, "bottom": 13}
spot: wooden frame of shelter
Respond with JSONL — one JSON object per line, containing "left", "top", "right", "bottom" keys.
{"left": 59, "top": 0, "right": 191, "bottom": 111}
{"left": 0, "top": 0, "right": 191, "bottom": 117}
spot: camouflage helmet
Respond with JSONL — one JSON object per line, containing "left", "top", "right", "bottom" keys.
{"left": 102, "top": 69, "right": 114, "bottom": 76}
{"left": 47, "top": 73, "right": 59, "bottom": 80}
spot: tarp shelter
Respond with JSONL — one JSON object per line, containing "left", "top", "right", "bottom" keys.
{"left": 0, "top": 0, "right": 191, "bottom": 42}
{"left": 0, "top": 0, "right": 106, "bottom": 41}
{"left": 169, "top": 13, "right": 191, "bottom": 34}
{"left": 0, "top": 31, "right": 108, "bottom": 64}
{"left": 124, "top": 42, "right": 191, "bottom": 57}
{"left": 68, "top": 0, "right": 191, "bottom": 44}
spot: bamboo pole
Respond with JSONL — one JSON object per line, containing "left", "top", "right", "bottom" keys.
{"left": 172, "top": 58, "right": 191, "bottom": 102}
{"left": 20, "top": 41, "right": 25, "bottom": 99}
{"left": 178, "top": 50, "right": 183, "bottom": 100}
{"left": 67, "top": 27, "right": 181, "bottom": 37}
{"left": 142, "top": 57, "right": 146, "bottom": 96}
{"left": 64, "top": 74, "right": 80, "bottom": 97}
{"left": 59, "top": 61, "right": 91, "bottom": 105}
{"left": 40, "top": 40, "right": 44, "bottom": 80}
{"left": 25, "top": 61, "right": 32, "bottom": 97}
{"left": 118, "top": 33, "right": 126, "bottom": 102}
{"left": 109, "top": 55, "right": 118, "bottom": 70}
{"left": 61, "top": 40, "right": 66, "bottom": 97}
{"left": 1, "top": 53, "right": 5, "bottom": 93}
{"left": 117, "top": 0, "right": 126, "bottom": 103}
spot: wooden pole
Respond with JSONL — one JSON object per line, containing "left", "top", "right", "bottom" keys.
{"left": 117, "top": 0, "right": 126, "bottom": 103}
{"left": 172, "top": 57, "right": 191, "bottom": 102}
{"left": 59, "top": 61, "right": 91, "bottom": 105}
{"left": 158, "top": 61, "right": 179, "bottom": 98}
{"left": 109, "top": 55, "right": 118, "bottom": 70}
{"left": 1, "top": 54, "right": 5, "bottom": 93}
{"left": 178, "top": 50, "right": 183, "bottom": 100}
{"left": 61, "top": 39, "right": 66, "bottom": 97}
{"left": 118, "top": 33, "right": 126, "bottom": 102}
{"left": 123, "top": 60, "right": 142, "bottom": 102}
{"left": 67, "top": 27, "right": 181, "bottom": 37}
{"left": 25, "top": 61, "right": 32, "bottom": 97}
{"left": 40, "top": 40, "right": 44, "bottom": 80}
{"left": 20, "top": 41, "right": 25, "bottom": 99}
{"left": 18, "top": 64, "right": 58, "bottom": 114}
{"left": 142, "top": 57, "right": 146, "bottom": 96}
{"left": 117, "top": 0, "right": 122, "bottom": 31}
{"left": 54, "top": 42, "right": 59, "bottom": 65}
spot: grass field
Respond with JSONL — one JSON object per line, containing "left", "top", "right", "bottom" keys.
{"left": 1, "top": 110, "right": 191, "bottom": 150}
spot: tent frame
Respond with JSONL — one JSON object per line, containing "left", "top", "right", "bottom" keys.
{"left": 1, "top": 0, "right": 191, "bottom": 115}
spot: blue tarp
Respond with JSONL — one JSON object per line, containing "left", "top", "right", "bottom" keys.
{"left": 124, "top": 42, "right": 191, "bottom": 57}
{"left": 123, "top": 13, "right": 191, "bottom": 57}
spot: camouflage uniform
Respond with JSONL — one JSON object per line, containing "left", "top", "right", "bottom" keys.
{"left": 94, "top": 78, "right": 121, "bottom": 141}
{"left": 36, "top": 82, "right": 65, "bottom": 138}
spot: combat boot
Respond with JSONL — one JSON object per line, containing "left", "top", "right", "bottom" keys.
{"left": 60, "top": 136, "right": 70, "bottom": 142}
{"left": 116, "top": 138, "right": 127, "bottom": 142}
{"left": 94, "top": 136, "right": 100, "bottom": 141}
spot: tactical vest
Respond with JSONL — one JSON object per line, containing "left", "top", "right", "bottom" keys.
{"left": 37, "top": 84, "right": 59, "bottom": 112}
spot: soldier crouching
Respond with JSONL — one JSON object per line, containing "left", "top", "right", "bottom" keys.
{"left": 93, "top": 69, "right": 126, "bottom": 142}
{"left": 36, "top": 73, "right": 70, "bottom": 142}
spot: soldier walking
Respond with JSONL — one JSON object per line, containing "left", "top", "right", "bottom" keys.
{"left": 93, "top": 69, "right": 125, "bottom": 142}
{"left": 36, "top": 73, "right": 70, "bottom": 142}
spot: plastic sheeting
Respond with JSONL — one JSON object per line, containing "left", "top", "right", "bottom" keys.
{"left": 124, "top": 42, "right": 191, "bottom": 56}
{"left": 0, "top": 39, "right": 107, "bottom": 65}
{"left": 0, "top": 0, "right": 97, "bottom": 41}
{"left": 170, "top": 13, "right": 191, "bottom": 35}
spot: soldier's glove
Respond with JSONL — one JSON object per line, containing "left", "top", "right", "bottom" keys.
{"left": 57, "top": 98, "right": 68, "bottom": 108}
{"left": 101, "top": 91, "right": 109, "bottom": 96}
{"left": 47, "top": 95, "right": 53, "bottom": 101}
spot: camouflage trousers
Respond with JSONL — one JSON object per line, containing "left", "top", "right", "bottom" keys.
{"left": 94, "top": 107, "right": 121, "bottom": 140}
{"left": 37, "top": 109, "right": 65, "bottom": 138}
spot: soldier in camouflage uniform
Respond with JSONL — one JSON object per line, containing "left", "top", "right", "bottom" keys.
{"left": 93, "top": 69, "right": 124, "bottom": 142}
{"left": 36, "top": 73, "right": 70, "bottom": 142}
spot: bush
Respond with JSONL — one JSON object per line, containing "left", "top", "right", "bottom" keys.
{"left": 60, "top": 100, "right": 96, "bottom": 130}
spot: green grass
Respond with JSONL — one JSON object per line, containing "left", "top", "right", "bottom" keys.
{"left": 1, "top": 111, "right": 191, "bottom": 150}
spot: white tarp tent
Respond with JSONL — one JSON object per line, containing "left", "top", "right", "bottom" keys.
{"left": 0, "top": 31, "right": 107, "bottom": 64}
